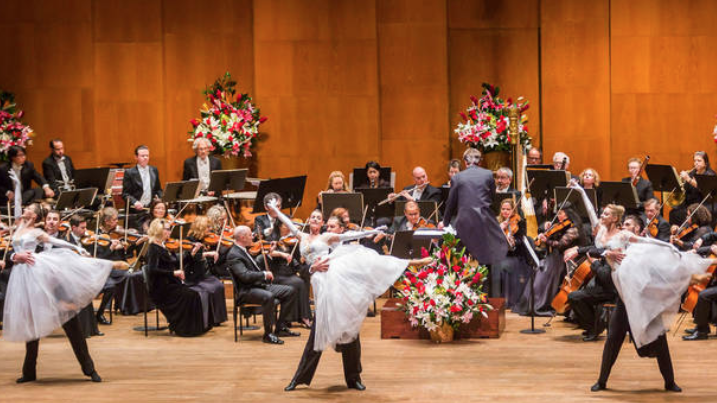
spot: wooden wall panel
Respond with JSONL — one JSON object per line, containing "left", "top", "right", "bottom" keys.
{"left": 448, "top": 0, "right": 540, "bottom": 182}
{"left": 540, "top": 0, "right": 611, "bottom": 178}
{"left": 254, "top": 0, "right": 379, "bottom": 217}
{"left": 378, "top": 0, "right": 449, "bottom": 191}
{"left": 610, "top": 0, "right": 717, "bottom": 178}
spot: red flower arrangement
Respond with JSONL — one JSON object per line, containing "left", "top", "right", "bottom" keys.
{"left": 0, "top": 91, "right": 34, "bottom": 162}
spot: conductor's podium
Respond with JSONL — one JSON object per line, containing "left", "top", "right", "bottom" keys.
{"left": 380, "top": 297, "right": 505, "bottom": 339}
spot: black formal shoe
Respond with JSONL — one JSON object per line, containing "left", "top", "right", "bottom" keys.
{"left": 590, "top": 381, "right": 606, "bottom": 392}
{"left": 684, "top": 327, "right": 697, "bottom": 335}
{"left": 284, "top": 380, "right": 302, "bottom": 391}
{"left": 16, "top": 375, "right": 36, "bottom": 384}
{"left": 366, "top": 310, "right": 376, "bottom": 318}
{"left": 262, "top": 333, "right": 284, "bottom": 345}
{"left": 347, "top": 380, "right": 366, "bottom": 391}
{"left": 665, "top": 383, "right": 682, "bottom": 392}
{"left": 88, "top": 371, "right": 102, "bottom": 382}
{"left": 96, "top": 315, "right": 111, "bottom": 325}
{"left": 276, "top": 328, "right": 300, "bottom": 337}
{"left": 95, "top": 330, "right": 105, "bottom": 337}
{"left": 582, "top": 333, "right": 600, "bottom": 342}
{"left": 682, "top": 331, "right": 709, "bottom": 341}
{"left": 581, "top": 330, "right": 589, "bottom": 336}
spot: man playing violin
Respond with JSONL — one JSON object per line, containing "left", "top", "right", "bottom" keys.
{"left": 684, "top": 232, "right": 717, "bottom": 340}
{"left": 92, "top": 208, "right": 132, "bottom": 323}
{"left": 642, "top": 198, "right": 670, "bottom": 241}
{"left": 390, "top": 167, "right": 441, "bottom": 203}
{"left": 621, "top": 157, "right": 654, "bottom": 207}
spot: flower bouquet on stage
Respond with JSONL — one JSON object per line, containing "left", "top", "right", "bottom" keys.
{"left": 0, "top": 91, "right": 34, "bottom": 162}
{"left": 188, "top": 72, "right": 267, "bottom": 158}
{"left": 398, "top": 233, "right": 491, "bottom": 343}
{"left": 454, "top": 83, "right": 531, "bottom": 170}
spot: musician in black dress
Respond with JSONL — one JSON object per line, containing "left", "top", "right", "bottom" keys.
{"left": 670, "top": 151, "right": 716, "bottom": 226}
{"left": 182, "top": 137, "right": 222, "bottom": 195}
{"left": 42, "top": 139, "right": 75, "bottom": 193}
{"left": 145, "top": 218, "right": 211, "bottom": 337}
{"left": 0, "top": 145, "right": 54, "bottom": 205}
{"left": 183, "top": 216, "right": 227, "bottom": 326}
{"left": 355, "top": 161, "right": 390, "bottom": 189}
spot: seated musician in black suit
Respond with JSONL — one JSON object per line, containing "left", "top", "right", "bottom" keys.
{"left": 0, "top": 146, "right": 55, "bottom": 205}
{"left": 226, "top": 225, "right": 299, "bottom": 344}
{"left": 641, "top": 198, "right": 670, "bottom": 241}
{"left": 389, "top": 166, "right": 441, "bottom": 203}
{"left": 122, "top": 145, "right": 163, "bottom": 224}
{"left": 182, "top": 138, "right": 222, "bottom": 195}
{"left": 42, "top": 139, "right": 75, "bottom": 193}
{"left": 253, "top": 192, "right": 282, "bottom": 240}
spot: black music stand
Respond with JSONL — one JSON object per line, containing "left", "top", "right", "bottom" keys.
{"left": 527, "top": 169, "right": 569, "bottom": 204}
{"left": 393, "top": 201, "right": 438, "bottom": 221}
{"left": 74, "top": 167, "right": 111, "bottom": 192}
{"left": 390, "top": 230, "right": 432, "bottom": 259}
{"left": 321, "top": 192, "right": 364, "bottom": 223}
{"left": 55, "top": 188, "right": 98, "bottom": 211}
{"left": 695, "top": 174, "right": 717, "bottom": 219}
{"left": 164, "top": 180, "right": 200, "bottom": 203}
{"left": 554, "top": 187, "right": 597, "bottom": 217}
{"left": 356, "top": 188, "right": 393, "bottom": 226}
{"left": 252, "top": 176, "right": 307, "bottom": 215}
{"left": 208, "top": 169, "right": 248, "bottom": 194}
{"left": 645, "top": 164, "right": 681, "bottom": 211}
{"left": 520, "top": 235, "right": 546, "bottom": 335}
{"left": 599, "top": 181, "right": 640, "bottom": 210}
{"left": 352, "top": 167, "right": 392, "bottom": 189}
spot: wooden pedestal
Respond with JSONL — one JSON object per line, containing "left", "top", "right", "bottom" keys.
{"left": 380, "top": 298, "right": 505, "bottom": 339}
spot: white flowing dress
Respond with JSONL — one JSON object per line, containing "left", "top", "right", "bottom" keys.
{"left": 595, "top": 227, "right": 712, "bottom": 347}
{"left": 2, "top": 229, "right": 112, "bottom": 342}
{"left": 300, "top": 236, "right": 408, "bottom": 351}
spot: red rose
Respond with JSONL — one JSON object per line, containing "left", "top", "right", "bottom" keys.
{"left": 459, "top": 112, "right": 468, "bottom": 122}
{"left": 470, "top": 95, "right": 478, "bottom": 105}
{"left": 450, "top": 305, "right": 461, "bottom": 313}
{"left": 206, "top": 133, "right": 213, "bottom": 139}
{"left": 420, "top": 247, "right": 429, "bottom": 258}
{"left": 259, "top": 116, "right": 268, "bottom": 124}
{"left": 417, "top": 271, "right": 428, "bottom": 280}
{"left": 452, "top": 265, "right": 461, "bottom": 273}
{"left": 436, "top": 278, "right": 443, "bottom": 285}
{"left": 413, "top": 306, "right": 419, "bottom": 314}
{"left": 455, "top": 279, "right": 460, "bottom": 286}
{"left": 466, "top": 299, "right": 474, "bottom": 306}
{"left": 430, "top": 299, "right": 436, "bottom": 306}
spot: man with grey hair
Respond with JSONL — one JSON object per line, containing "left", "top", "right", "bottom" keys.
{"left": 439, "top": 148, "right": 507, "bottom": 267}
{"left": 182, "top": 137, "right": 222, "bottom": 194}
{"left": 225, "top": 225, "right": 298, "bottom": 344}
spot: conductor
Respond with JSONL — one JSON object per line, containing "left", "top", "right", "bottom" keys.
{"left": 439, "top": 148, "right": 508, "bottom": 265}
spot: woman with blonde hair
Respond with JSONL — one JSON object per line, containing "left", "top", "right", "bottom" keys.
{"left": 145, "top": 218, "right": 211, "bottom": 337}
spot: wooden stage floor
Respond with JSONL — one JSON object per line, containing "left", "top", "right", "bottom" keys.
{"left": 1, "top": 299, "right": 715, "bottom": 403}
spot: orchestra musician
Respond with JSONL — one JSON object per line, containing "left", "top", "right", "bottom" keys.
{"left": 316, "top": 171, "right": 348, "bottom": 210}
{"left": 0, "top": 145, "right": 55, "bottom": 206}
{"left": 621, "top": 157, "right": 654, "bottom": 207}
{"left": 527, "top": 147, "right": 543, "bottom": 165}
{"left": 389, "top": 167, "right": 441, "bottom": 203}
{"left": 388, "top": 201, "right": 427, "bottom": 233}
{"left": 356, "top": 161, "right": 390, "bottom": 189}
{"left": 495, "top": 167, "right": 521, "bottom": 199}
{"left": 182, "top": 138, "right": 222, "bottom": 195}
{"left": 254, "top": 192, "right": 283, "bottom": 241}
{"left": 670, "top": 151, "right": 716, "bottom": 226}
{"left": 42, "top": 139, "right": 75, "bottom": 193}
{"left": 670, "top": 203, "right": 712, "bottom": 251}
{"left": 684, "top": 230, "right": 717, "bottom": 341}
{"left": 121, "top": 145, "right": 163, "bottom": 219}
{"left": 492, "top": 198, "right": 530, "bottom": 308}
{"left": 93, "top": 208, "right": 131, "bottom": 323}
{"left": 642, "top": 198, "right": 670, "bottom": 241}
{"left": 443, "top": 159, "right": 461, "bottom": 187}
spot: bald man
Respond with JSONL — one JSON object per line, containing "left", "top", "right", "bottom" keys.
{"left": 225, "top": 226, "right": 299, "bottom": 345}
{"left": 391, "top": 167, "right": 441, "bottom": 203}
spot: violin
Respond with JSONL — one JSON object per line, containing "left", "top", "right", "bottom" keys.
{"left": 632, "top": 155, "right": 650, "bottom": 187}
{"left": 249, "top": 240, "right": 272, "bottom": 255}
{"left": 165, "top": 238, "right": 196, "bottom": 252}
{"left": 0, "top": 237, "right": 13, "bottom": 252}
{"left": 279, "top": 236, "right": 299, "bottom": 247}
{"left": 646, "top": 220, "right": 659, "bottom": 238}
{"left": 415, "top": 217, "right": 436, "bottom": 229}
{"left": 203, "top": 232, "right": 233, "bottom": 248}
{"left": 81, "top": 231, "right": 112, "bottom": 247}
{"left": 674, "top": 223, "right": 698, "bottom": 241}
{"left": 535, "top": 219, "right": 572, "bottom": 247}
{"left": 502, "top": 214, "right": 520, "bottom": 236}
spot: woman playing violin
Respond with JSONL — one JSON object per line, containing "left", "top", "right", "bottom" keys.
{"left": 670, "top": 203, "right": 712, "bottom": 251}
{"left": 180, "top": 215, "right": 227, "bottom": 326}
{"left": 514, "top": 202, "right": 586, "bottom": 316}
{"left": 259, "top": 220, "right": 312, "bottom": 328}
{"left": 493, "top": 198, "right": 531, "bottom": 308}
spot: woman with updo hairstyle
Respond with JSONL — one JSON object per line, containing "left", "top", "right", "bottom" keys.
{"left": 145, "top": 218, "right": 211, "bottom": 337}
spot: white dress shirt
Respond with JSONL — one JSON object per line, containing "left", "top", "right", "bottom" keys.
{"left": 138, "top": 165, "right": 152, "bottom": 206}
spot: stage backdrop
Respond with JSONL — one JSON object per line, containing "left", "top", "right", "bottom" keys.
{"left": 2, "top": 0, "right": 717, "bottom": 217}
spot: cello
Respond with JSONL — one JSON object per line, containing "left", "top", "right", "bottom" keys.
{"left": 551, "top": 256, "right": 595, "bottom": 314}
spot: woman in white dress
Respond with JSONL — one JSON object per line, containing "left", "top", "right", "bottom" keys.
{"left": 571, "top": 184, "right": 715, "bottom": 392}
{"left": 267, "top": 202, "right": 429, "bottom": 391}
{"left": 3, "top": 203, "right": 114, "bottom": 383}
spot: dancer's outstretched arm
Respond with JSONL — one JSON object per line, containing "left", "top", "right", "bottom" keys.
{"left": 569, "top": 181, "right": 600, "bottom": 229}
{"left": 38, "top": 232, "right": 86, "bottom": 254}
{"left": 327, "top": 226, "right": 387, "bottom": 245}
{"left": 266, "top": 199, "right": 305, "bottom": 239}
